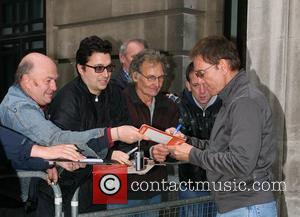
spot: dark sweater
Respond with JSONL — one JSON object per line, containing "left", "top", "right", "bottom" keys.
{"left": 114, "top": 84, "right": 179, "bottom": 199}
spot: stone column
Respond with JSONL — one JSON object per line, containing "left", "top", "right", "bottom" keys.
{"left": 247, "top": 0, "right": 300, "bottom": 216}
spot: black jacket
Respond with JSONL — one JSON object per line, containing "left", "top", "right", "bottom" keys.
{"left": 47, "top": 76, "right": 130, "bottom": 213}
{"left": 110, "top": 68, "right": 130, "bottom": 90}
{"left": 177, "top": 89, "right": 222, "bottom": 185}
{"left": 48, "top": 76, "right": 130, "bottom": 158}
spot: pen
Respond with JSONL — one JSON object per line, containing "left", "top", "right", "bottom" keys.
{"left": 127, "top": 147, "right": 138, "bottom": 156}
{"left": 75, "top": 145, "right": 84, "bottom": 154}
{"left": 173, "top": 124, "right": 182, "bottom": 135}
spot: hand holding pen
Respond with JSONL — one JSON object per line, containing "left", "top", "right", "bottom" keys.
{"left": 173, "top": 124, "right": 182, "bottom": 135}
{"left": 165, "top": 124, "right": 186, "bottom": 140}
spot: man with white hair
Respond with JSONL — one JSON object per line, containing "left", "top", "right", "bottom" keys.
{"left": 111, "top": 38, "right": 148, "bottom": 89}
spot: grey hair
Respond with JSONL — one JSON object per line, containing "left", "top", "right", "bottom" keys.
{"left": 129, "top": 49, "right": 166, "bottom": 75}
{"left": 15, "top": 60, "right": 34, "bottom": 84}
{"left": 119, "top": 38, "right": 148, "bottom": 55}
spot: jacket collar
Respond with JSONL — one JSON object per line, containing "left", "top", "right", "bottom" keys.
{"left": 76, "top": 76, "right": 108, "bottom": 102}
{"left": 218, "top": 69, "right": 247, "bottom": 106}
{"left": 125, "top": 84, "right": 170, "bottom": 109}
{"left": 182, "top": 88, "right": 219, "bottom": 110}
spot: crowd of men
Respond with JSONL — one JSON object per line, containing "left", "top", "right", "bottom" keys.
{"left": 0, "top": 35, "right": 277, "bottom": 217}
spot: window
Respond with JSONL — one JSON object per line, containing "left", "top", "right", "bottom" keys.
{"left": 0, "top": 0, "right": 45, "bottom": 100}
{"left": 224, "top": 0, "right": 248, "bottom": 68}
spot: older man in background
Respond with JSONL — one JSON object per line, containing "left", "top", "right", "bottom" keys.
{"left": 111, "top": 38, "right": 148, "bottom": 89}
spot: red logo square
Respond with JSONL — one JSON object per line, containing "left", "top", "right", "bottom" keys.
{"left": 92, "top": 165, "right": 128, "bottom": 204}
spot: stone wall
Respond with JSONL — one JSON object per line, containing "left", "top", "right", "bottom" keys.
{"left": 45, "top": 1, "right": 300, "bottom": 216}
{"left": 247, "top": 0, "right": 300, "bottom": 216}
{"left": 46, "top": 0, "right": 224, "bottom": 92}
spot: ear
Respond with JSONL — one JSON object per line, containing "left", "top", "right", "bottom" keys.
{"left": 185, "top": 80, "right": 191, "bottom": 91}
{"left": 77, "top": 64, "right": 85, "bottom": 76}
{"left": 218, "top": 59, "right": 230, "bottom": 75}
{"left": 22, "top": 74, "right": 30, "bottom": 83}
{"left": 119, "top": 53, "right": 125, "bottom": 64}
{"left": 19, "top": 74, "right": 31, "bottom": 90}
{"left": 132, "top": 71, "right": 139, "bottom": 82}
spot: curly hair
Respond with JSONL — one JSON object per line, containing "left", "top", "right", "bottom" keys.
{"left": 129, "top": 49, "right": 166, "bottom": 75}
{"left": 76, "top": 35, "right": 112, "bottom": 66}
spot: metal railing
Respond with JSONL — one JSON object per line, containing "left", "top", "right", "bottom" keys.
{"left": 0, "top": 170, "right": 63, "bottom": 217}
{"left": 78, "top": 195, "right": 217, "bottom": 217}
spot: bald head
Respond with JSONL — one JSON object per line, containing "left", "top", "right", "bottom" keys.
{"left": 17, "top": 52, "right": 58, "bottom": 106}
{"left": 16, "top": 52, "right": 57, "bottom": 84}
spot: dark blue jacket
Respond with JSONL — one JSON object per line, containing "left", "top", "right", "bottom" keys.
{"left": 0, "top": 125, "right": 49, "bottom": 171}
{"left": 177, "top": 89, "right": 222, "bottom": 185}
{"left": 110, "top": 68, "right": 130, "bottom": 90}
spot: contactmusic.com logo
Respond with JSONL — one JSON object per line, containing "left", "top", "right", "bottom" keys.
{"left": 93, "top": 165, "right": 128, "bottom": 204}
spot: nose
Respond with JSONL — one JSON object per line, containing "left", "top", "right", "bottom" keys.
{"left": 50, "top": 80, "right": 57, "bottom": 91}
{"left": 101, "top": 69, "right": 109, "bottom": 77}
{"left": 198, "top": 83, "right": 206, "bottom": 94}
{"left": 153, "top": 78, "right": 162, "bottom": 87}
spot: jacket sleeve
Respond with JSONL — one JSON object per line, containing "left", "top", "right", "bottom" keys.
{"left": 48, "top": 88, "right": 110, "bottom": 157}
{"left": 186, "top": 136, "right": 208, "bottom": 150}
{"left": 189, "top": 98, "right": 262, "bottom": 178}
{"left": 0, "top": 125, "right": 49, "bottom": 170}
{"left": 4, "top": 100, "right": 106, "bottom": 146}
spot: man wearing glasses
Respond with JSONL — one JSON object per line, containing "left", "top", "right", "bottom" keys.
{"left": 169, "top": 36, "right": 277, "bottom": 217}
{"left": 48, "top": 35, "right": 137, "bottom": 214}
{"left": 0, "top": 48, "right": 145, "bottom": 216}
{"left": 107, "top": 49, "right": 179, "bottom": 215}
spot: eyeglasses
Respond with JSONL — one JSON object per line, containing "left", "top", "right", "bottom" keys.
{"left": 195, "top": 64, "right": 215, "bottom": 78}
{"left": 139, "top": 72, "right": 166, "bottom": 82}
{"left": 85, "top": 64, "right": 115, "bottom": 73}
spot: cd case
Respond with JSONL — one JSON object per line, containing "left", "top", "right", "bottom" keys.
{"left": 139, "top": 124, "right": 185, "bottom": 146}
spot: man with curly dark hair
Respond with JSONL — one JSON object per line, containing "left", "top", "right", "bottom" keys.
{"left": 48, "top": 35, "right": 135, "bottom": 215}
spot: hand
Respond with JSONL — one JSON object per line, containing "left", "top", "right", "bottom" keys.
{"left": 31, "top": 144, "right": 86, "bottom": 161}
{"left": 111, "top": 151, "right": 132, "bottom": 165}
{"left": 47, "top": 167, "right": 58, "bottom": 185}
{"left": 151, "top": 144, "right": 169, "bottom": 162}
{"left": 165, "top": 127, "right": 186, "bottom": 140}
{"left": 111, "top": 125, "right": 148, "bottom": 143}
{"left": 168, "top": 142, "right": 193, "bottom": 161}
{"left": 56, "top": 162, "right": 86, "bottom": 171}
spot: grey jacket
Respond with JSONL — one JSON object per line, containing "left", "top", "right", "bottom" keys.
{"left": 0, "top": 85, "right": 109, "bottom": 157}
{"left": 188, "top": 70, "right": 276, "bottom": 213}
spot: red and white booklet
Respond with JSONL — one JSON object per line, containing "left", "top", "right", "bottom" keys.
{"left": 139, "top": 124, "right": 185, "bottom": 146}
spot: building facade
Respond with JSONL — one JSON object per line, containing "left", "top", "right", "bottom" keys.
{"left": 1, "top": 1, "right": 299, "bottom": 216}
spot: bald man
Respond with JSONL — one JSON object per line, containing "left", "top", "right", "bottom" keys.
{"left": 0, "top": 52, "right": 146, "bottom": 217}
{"left": 0, "top": 53, "right": 144, "bottom": 150}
